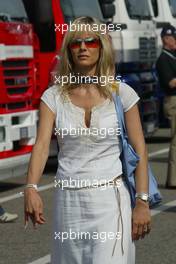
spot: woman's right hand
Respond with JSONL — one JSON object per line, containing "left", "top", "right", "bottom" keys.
{"left": 24, "top": 188, "right": 46, "bottom": 229}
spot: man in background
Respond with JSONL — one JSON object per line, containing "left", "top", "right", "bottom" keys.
{"left": 156, "top": 24, "right": 176, "bottom": 188}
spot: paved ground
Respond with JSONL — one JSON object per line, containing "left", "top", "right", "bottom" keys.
{"left": 0, "top": 129, "right": 176, "bottom": 264}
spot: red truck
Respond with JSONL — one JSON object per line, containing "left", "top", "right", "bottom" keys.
{"left": 0, "top": 0, "right": 38, "bottom": 178}
{"left": 0, "top": 0, "right": 64, "bottom": 177}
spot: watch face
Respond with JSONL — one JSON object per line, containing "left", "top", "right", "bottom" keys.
{"left": 137, "top": 197, "right": 147, "bottom": 201}
{"left": 142, "top": 198, "right": 149, "bottom": 202}
{"left": 136, "top": 195, "right": 149, "bottom": 202}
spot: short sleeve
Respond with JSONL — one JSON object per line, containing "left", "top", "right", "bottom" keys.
{"left": 40, "top": 86, "right": 57, "bottom": 114}
{"left": 119, "top": 82, "right": 140, "bottom": 112}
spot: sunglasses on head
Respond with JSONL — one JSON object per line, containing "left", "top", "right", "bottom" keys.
{"left": 69, "top": 37, "right": 100, "bottom": 49}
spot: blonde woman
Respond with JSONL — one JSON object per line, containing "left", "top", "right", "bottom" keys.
{"left": 24, "top": 16, "right": 151, "bottom": 264}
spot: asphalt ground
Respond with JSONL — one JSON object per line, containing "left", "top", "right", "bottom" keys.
{"left": 0, "top": 128, "right": 176, "bottom": 264}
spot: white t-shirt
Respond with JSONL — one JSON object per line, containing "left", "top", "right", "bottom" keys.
{"left": 41, "top": 82, "right": 140, "bottom": 187}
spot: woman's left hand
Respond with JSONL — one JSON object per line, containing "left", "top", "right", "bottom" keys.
{"left": 132, "top": 199, "right": 151, "bottom": 241}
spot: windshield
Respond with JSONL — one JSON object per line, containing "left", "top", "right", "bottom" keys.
{"left": 151, "top": 0, "right": 158, "bottom": 17}
{"left": 0, "top": 0, "right": 28, "bottom": 22}
{"left": 125, "top": 0, "right": 151, "bottom": 20}
{"left": 60, "top": 0, "right": 103, "bottom": 23}
{"left": 168, "top": 0, "right": 176, "bottom": 18}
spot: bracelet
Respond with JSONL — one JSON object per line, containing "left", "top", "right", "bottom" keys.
{"left": 24, "top": 184, "right": 38, "bottom": 191}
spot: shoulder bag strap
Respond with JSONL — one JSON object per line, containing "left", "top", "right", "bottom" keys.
{"left": 111, "top": 82, "right": 128, "bottom": 141}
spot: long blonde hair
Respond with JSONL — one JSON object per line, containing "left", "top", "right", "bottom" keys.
{"left": 55, "top": 16, "right": 116, "bottom": 101}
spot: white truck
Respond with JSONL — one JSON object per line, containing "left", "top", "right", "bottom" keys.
{"left": 99, "top": 0, "right": 159, "bottom": 135}
{"left": 150, "top": 0, "right": 176, "bottom": 51}
{"left": 151, "top": 0, "right": 176, "bottom": 26}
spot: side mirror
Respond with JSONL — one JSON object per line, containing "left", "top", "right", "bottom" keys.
{"left": 98, "top": 0, "right": 116, "bottom": 19}
{"left": 101, "top": 4, "right": 115, "bottom": 18}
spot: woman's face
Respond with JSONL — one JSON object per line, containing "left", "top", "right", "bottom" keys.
{"left": 69, "top": 32, "right": 101, "bottom": 73}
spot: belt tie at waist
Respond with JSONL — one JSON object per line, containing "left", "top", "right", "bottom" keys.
{"left": 112, "top": 184, "right": 124, "bottom": 257}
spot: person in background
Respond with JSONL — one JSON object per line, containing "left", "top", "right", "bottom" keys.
{"left": 156, "top": 24, "right": 176, "bottom": 188}
{"left": 0, "top": 205, "right": 18, "bottom": 223}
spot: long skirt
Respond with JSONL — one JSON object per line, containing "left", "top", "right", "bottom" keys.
{"left": 51, "top": 177, "right": 135, "bottom": 264}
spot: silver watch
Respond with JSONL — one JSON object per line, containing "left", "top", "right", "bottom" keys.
{"left": 135, "top": 192, "right": 149, "bottom": 202}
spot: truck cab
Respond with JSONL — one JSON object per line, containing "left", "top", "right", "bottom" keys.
{"left": 102, "top": 0, "right": 159, "bottom": 136}
{"left": 0, "top": 0, "right": 37, "bottom": 178}
{"left": 151, "top": 0, "right": 176, "bottom": 26}
{"left": 150, "top": 0, "right": 176, "bottom": 52}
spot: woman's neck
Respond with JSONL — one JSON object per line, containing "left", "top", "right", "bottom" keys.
{"left": 73, "top": 66, "right": 97, "bottom": 76}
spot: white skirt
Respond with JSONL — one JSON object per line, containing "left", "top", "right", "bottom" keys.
{"left": 51, "top": 177, "right": 135, "bottom": 264}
